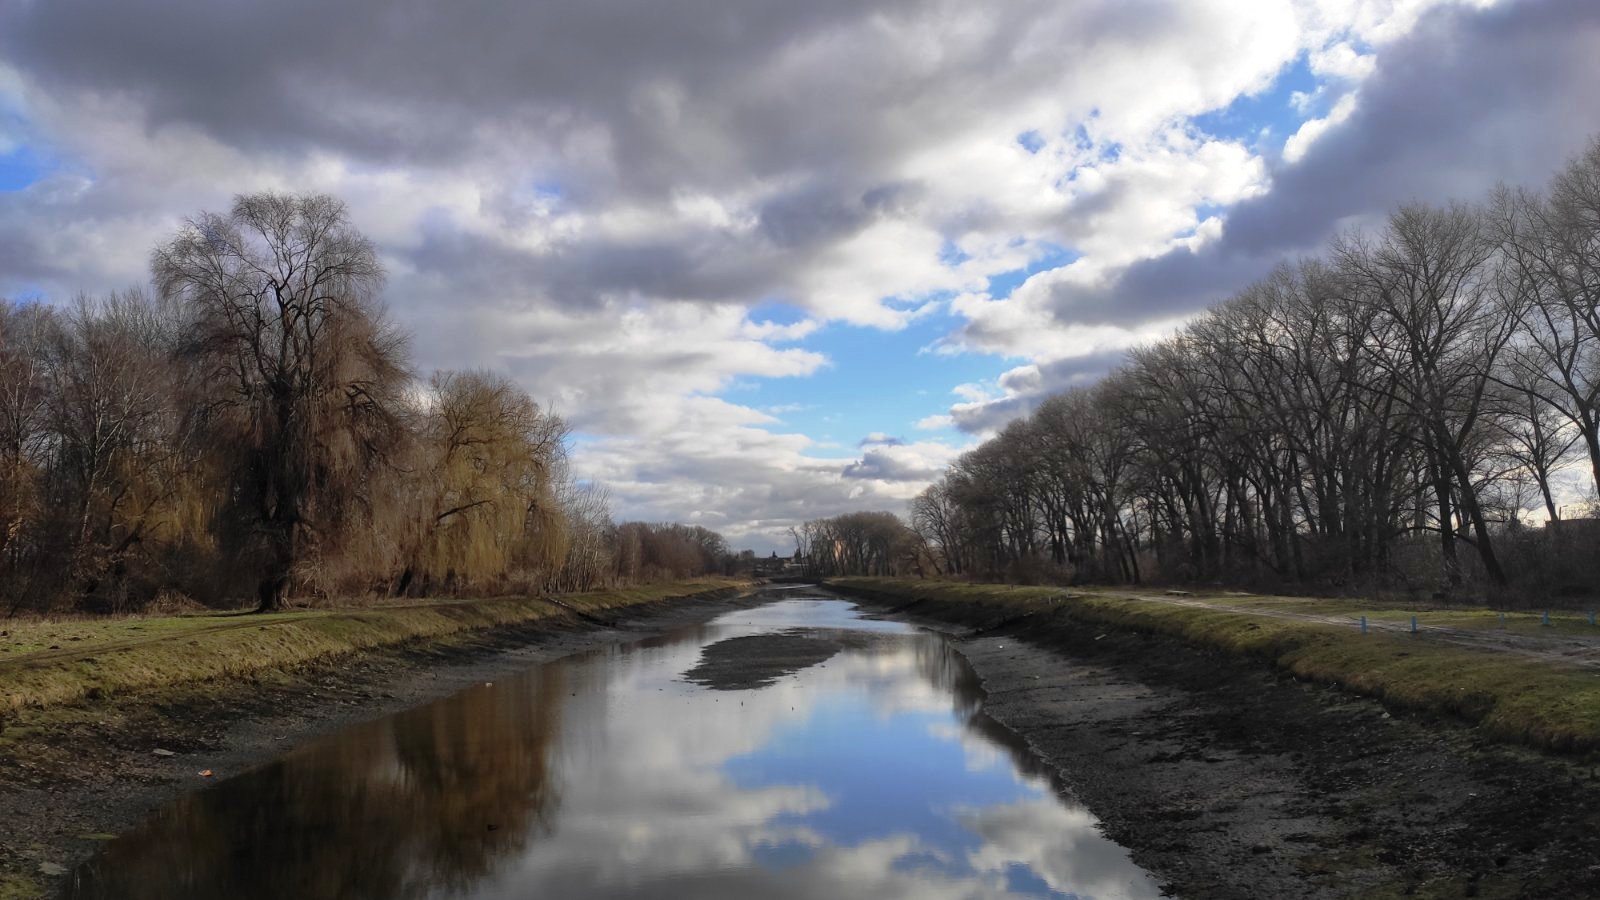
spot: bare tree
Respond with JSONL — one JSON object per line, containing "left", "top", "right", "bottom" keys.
{"left": 154, "top": 192, "right": 409, "bottom": 611}
{"left": 910, "top": 480, "right": 966, "bottom": 575}
{"left": 1486, "top": 366, "right": 1580, "bottom": 523}
{"left": 1491, "top": 141, "right": 1600, "bottom": 498}
{"left": 0, "top": 300, "right": 52, "bottom": 596}
{"left": 42, "top": 292, "right": 191, "bottom": 609}
{"left": 1338, "top": 203, "right": 1515, "bottom": 586}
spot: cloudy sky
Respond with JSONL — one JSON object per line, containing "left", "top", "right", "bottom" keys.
{"left": 3, "top": 0, "right": 1600, "bottom": 551}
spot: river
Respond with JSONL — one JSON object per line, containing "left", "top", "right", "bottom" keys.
{"left": 65, "top": 588, "right": 1161, "bottom": 899}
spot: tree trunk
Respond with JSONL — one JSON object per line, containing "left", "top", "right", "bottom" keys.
{"left": 256, "top": 569, "right": 289, "bottom": 613}
{"left": 256, "top": 521, "right": 296, "bottom": 612}
{"left": 1444, "top": 449, "right": 1509, "bottom": 587}
{"left": 1432, "top": 463, "right": 1462, "bottom": 589}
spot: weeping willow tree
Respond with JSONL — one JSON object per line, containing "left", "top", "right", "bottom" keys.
{"left": 391, "top": 370, "right": 570, "bottom": 594}
{"left": 155, "top": 192, "right": 411, "bottom": 612}
{"left": 3, "top": 191, "right": 729, "bottom": 614}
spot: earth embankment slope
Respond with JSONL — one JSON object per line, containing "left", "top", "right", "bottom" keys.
{"left": 829, "top": 577, "right": 1600, "bottom": 899}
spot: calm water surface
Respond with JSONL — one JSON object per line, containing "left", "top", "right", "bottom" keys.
{"left": 67, "top": 591, "right": 1163, "bottom": 899}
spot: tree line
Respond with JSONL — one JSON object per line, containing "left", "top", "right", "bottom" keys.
{"left": 789, "top": 511, "right": 924, "bottom": 578}
{"left": 0, "top": 192, "right": 730, "bottom": 614}
{"left": 910, "top": 139, "right": 1600, "bottom": 599}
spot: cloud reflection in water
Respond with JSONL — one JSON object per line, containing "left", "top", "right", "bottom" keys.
{"left": 68, "top": 598, "right": 1161, "bottom": 900}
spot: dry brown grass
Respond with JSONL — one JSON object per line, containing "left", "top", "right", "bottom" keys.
{"left": 0, "top": 578, "right": 749, "bottom": 714}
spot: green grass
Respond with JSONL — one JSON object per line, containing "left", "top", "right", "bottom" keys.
{"left": 0, "top": 873, "right": 41, "bottom": 900}
{"left": 1076, "top": 586, "right": 1600, "bottom": 636}
{"left": 827, "top": 577, "right": 1600, "bottom": 754}
{"left": 0, "top": 578, "right": 749, "bottom": 714}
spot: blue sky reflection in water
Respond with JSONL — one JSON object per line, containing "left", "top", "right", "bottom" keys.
{"left": 67, "top": 596, "right": 1161, "bottom": 899}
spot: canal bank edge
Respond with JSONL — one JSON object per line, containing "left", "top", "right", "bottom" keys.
{"left": 0, "top": 579, "right": 753, "bottom": 899}
{"left": 828, "top": 577, "right": 1600, "bottom": 899}
{"left": 823, "top": 578, "right": 1600, "bottom": 755}
{"left": 0, "top": 579, "right": 751, "bottom": 715}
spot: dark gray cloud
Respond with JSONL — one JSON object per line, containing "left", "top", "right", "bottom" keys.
{"left": 842, "top": 448, "right": 942, "bottom": 481}
{"left": 7, "top": 0, "right": 1581, "bottom": 546}
{"left": 0, "top": 1, "right": 864, "bottom": 170}
{"left": 0, "top": 0, "right": 1320, "bottom": 330}
{"left": 948, "top": 351, "right": 1125, "bottom": 433}
{"left": 984, "top": 0, "right": 1600, "bottom": 334}
{"left": 757, "top": 182, "right": 886, "bottom": 251}
{"left": 402, "top": 222, "right": 778, "bottom": 310}
{"left": 0, "top": 0, "right": 1154, "bottom": 319}
{"left": 0, "top": 0, "right": 1078, "bottom": 199}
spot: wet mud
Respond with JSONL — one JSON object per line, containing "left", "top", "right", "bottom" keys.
{"left": 0, "top": 590, "right": 750, "bottom": 895}
{"left": 683, "top": 631, "right": 843, "bottom": 690}
{"left": 843, "top": 588, "right": 1600, "bottom": 899}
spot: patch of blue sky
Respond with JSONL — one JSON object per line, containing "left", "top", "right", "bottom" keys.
{"left": 748, "top": 840, "right": 814, "bottom": 871}
{"left": 1, "top": 284, "right": 48, "bottom": 304}
{"left": 1006, "top": 863, "right": 1070, "bottom": 898}
{"left": 559, "top": 299, "right": 988, "bottom": 455}
{"left": 938, "top": 240, "right": 971, "bottom": 266}
{"left": 986, "top": 242, "right": 1076, "bottom": 300}
{"left": 516, "top": 177, "right": 565, "bottom": 210}
{"left": 564, "top": 432, "right": 599, "bottom": 456}
{"left": 722, "top": 697, "right": 1040, "bottom": 862}
{"left": 736, "top": 306, "right": 993, "bottom": 449}
{"left": 1193, "top": 53, "right": 1320, "bottom": 146}
{"left": 1069, "top": 119, "right": 1096, "bottom": 153}
{"left": 738, "top": 245, "right": 1076, "bottom": 450}
{"left": 0, "top": 143, "right": 48, "bottom": 192}
{"left": 746, "top": 298, "right": 811, "bottom": 330}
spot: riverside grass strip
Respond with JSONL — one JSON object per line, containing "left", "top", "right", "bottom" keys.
{"left": 825, "top": 577, "right": 1600, "bottom": 754}
{"left": 0, "top": 579, "right": 750, "bottom": 714}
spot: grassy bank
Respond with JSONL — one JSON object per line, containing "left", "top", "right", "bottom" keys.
{"left": 0, "top": 578, "right": 750, "bottom": 715}
{"left": 826, "top": 577, "right": 1600, "bottom": 754}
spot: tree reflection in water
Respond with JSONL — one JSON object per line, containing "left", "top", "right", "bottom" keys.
{"left": 66, "top": 597, "right": 1161, "bottom": 900}
{"left": 68, "top": 668, "right": 565, "bottom": 899}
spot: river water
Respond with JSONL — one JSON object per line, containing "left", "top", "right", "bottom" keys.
{"left": 66, "top": 590, "right": 1163, "bottom": 899}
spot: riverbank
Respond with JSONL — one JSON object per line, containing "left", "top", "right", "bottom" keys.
{"left": 827, "top": 578, "right": 1600, "bottom": 753}
{"left": 0, "top": 580, "right": 752, "bottom": 899}
{"left": 831, "top": 577, "right": 1600, "bottom": 899}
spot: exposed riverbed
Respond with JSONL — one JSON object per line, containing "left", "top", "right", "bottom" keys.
{"left": 63, "top": 590, "right": 1161, "bottom": 899}
{"left": 25, "top": 582, "right": 1600, "bottom": 899}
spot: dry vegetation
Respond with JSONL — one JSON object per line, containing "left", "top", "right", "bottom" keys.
{"left": 0, "top": 192, "right": 734, "bottom": 616}
{"left": 0, "top": 578, "right": 748, "bottom": 715}
{"left": 790, "top": 511, "right": 923, "bottom": 577}
{"left": 828, "top": 577, "right": 1600, "bottom": 754}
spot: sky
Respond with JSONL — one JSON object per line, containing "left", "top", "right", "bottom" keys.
{"left": 3, "top": 0, "right": 1600, "bottom": 552}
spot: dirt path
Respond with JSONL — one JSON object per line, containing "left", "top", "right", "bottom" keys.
{"left": 1110, "top": 590, "right": 1600, "bottom": 669}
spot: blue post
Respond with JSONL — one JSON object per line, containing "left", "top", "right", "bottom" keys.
{"left": 1410, "top": 615, "right": 1418, "bottom": 634}
{"left": 1360, "top": 616, "right": 1368, "bottom": 634}
{"left": 1590, "top": 611, "right": 1596, "bottom": 627}
{"left": 1542, "top": 610, "right": 1551, "bottom": 627}
{"left": 1499, "top": 611, "right": 1506, "bottom": 627}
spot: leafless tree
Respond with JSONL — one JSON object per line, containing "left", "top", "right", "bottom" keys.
{"left": 1337, "top": 203, "right": 1515, "bottom": 586}
{"left": 1490, "top": 141, "right": 1600, "bottom": 497}
{"left": 154, "top": 192, "right": 409, "bottom": 611}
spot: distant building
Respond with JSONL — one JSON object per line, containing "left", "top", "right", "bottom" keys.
{"left": 1548, "top": 517, "right": 1600, "bottom": 541}
{"left": 753, "top": 550, "right": 804, "bottom": 576}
